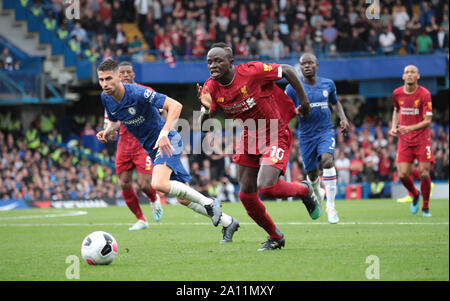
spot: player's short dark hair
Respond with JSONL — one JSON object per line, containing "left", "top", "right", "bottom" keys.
{"left": 118, "top": 61, "right": 133, "bottom": 69}
{"left": 97, "top": 58, "right": 119, "bottom": 72}
{"left": 210, "top": 42, "right": 233, "bottom": 59}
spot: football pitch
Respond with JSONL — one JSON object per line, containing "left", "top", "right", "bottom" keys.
{"left": 0, "top": 198, "right": 448, "bottom": 281}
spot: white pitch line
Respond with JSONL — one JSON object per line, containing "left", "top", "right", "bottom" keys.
{"left": 0, "top": 210, "right": 88, "bottom": 220}
{"left": 0, "top": 221, "right": 448, "bottom": 227}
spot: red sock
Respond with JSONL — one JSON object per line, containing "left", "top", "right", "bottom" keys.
{"left": 142, "top": 185, "right": 158, "bottom": 203}
{"left": 400, "top": 176, "right": 419, "bottom": 198}
{"left": 408, "top": 169, "right": 421, "bottom": 197}
{"left": 420, "top": 176, "right": 431, "bottom": 210}
{"left": 239, "top": 191, "right": 282, "bottom": 239}
{"left": 123, "top": 188, "right": 145, "bottom": 221}
{"left": 259, "top": 180, "right": 309, "bottom": 199}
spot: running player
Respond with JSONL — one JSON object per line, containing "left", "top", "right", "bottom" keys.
{"left": 396, "top": 167, "right": 434, "bottom": 203}
{"left": 198, "top": 43, "right": 321, "bottom": 251}
{"left": 96, "top": 58, "right": 239, "bottom": 243}
{"left": 104, "top": 61, "right": 162, "bottom": 231}
{"left": 285, "top": 53, "right": 349, "bottom": 224}
{"left": 389, "top": 65, "right": 434, "bottom": 217}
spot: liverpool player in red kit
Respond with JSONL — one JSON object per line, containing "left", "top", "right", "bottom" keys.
{"left": 389, "top": 65, "right": 434, "bottom": 217}
{"left": 198, "top": 43, "right": 321, "bottom": 251}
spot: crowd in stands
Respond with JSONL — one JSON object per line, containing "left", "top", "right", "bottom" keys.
{"left": 0, "top": 48, "right": 21, "bottom": 71}
{"left": 23, "top": 0, "right": 448, "bottom": 65}
{"left": 0, "top": 104, "right": 448, "bottom": 202}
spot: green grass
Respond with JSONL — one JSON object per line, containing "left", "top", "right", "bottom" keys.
{"left": 0, "top": 198, "right": 448, "bottom": 281}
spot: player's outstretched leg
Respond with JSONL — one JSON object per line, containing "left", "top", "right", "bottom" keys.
{"left": 179, "top": 198, "right": 240, "bottom": 243}
{"left": 259, "top": 179, "right": 322, "bottom": 220}
{"left": 151, "top": 164, "right": 223, "bottom": 226}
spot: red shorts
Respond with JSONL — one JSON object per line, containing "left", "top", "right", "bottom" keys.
{"left": 233, "top": 126, "right": 293, "bottom": 175}
{"left": 115, "top": 138, "right": 153, "bottom": 175}
{"left": 396, "top": 138, "right": 435, "bottom": 164}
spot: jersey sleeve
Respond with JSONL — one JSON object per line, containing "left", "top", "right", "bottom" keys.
{"left": 392, "top": 89, "right": 400, "bottom": 112}
{"left": 422, "top": 89, "right": 433, "bottom": 117}
{"left": 328, "top": 80, "right": 338, "bottom": 105}
{"left": 284, "top": 84, "right": 299, "bottom": 107}
{"left": 136, "top": 84, "right": 167, "bottom": 109}
{"left": 101, "top": 93, "right": 118, "bottom": 122}
{"left": 246, "top": 61, "right": 283, "bottom": 83}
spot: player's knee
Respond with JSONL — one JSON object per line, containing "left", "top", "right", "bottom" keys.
{"left": 137, "top": 179, "right": 149, "bottom": 192}
{"left": 321, "top": 154, "right": 334, "bottom": 169}
{"left": 419, "top": 171, "right": 430, "bottom": 181}
{"left": 151, "top": 178, "right": 170, "bottom": 194}
{"left": 397, "top": 172, "right": 409, "bottom": 181}
{"left": 119, "top": 180, "right": 132, "bottom": 191}
{"left": 321, "top": 158, "right": 334, "bottom": 169}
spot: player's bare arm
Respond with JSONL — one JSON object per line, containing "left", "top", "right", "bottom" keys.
{"left": 196, "top": 83, "right": 213, "bottom": 125}
{"left": 389, "top": 107, "right": 399, "bottom": 136}
{"left": 154, "top": 96, "right": 182, "bottom": 157}
{"left": 331, "top": 100, "right": 350, "bottom": 135}
{"left": 398, "top": 115, "right": 432, "bottom": 134}
{"left": 97, "top": 120, "right": 121, "bottom": 143}
{"left": 280, "top": 64, "right": 311, "bottom": 117}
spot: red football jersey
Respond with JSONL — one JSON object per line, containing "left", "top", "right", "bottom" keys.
{"left": 203, "top": 61, "right": 296, "bottom": 133}
{"left": 393, "top": 85, "right": 433, "bottom": 145}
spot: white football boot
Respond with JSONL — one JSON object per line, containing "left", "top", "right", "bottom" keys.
{"left": 326, "top": 207, "right": 339, "bottom": 224}
{"left": 128, "top": 219, "right": 149, "bottom": 230}
{"left": 151, "top": 194, "right": 163, "bottom": 222}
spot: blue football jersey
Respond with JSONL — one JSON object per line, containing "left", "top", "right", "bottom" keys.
{"left": 101, "top": 83, "right": 167, "bottom": 152}
{"left": 285, "top": 76, "right": 338, "bottom": 139}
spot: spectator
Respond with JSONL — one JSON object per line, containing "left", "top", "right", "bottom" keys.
{"left": 416, "top": 29, "right": 433, "bottom": 53}
{"left": 378, "top": 148, "right": 392, "bottom": 181}
{"left": 322, "top": 21, "right": 338, "bottom": 53}
{"left": 271, "top": 35, "right": 285, "bottom": 59}
{"left": 436, "top": 25, "right": 449, "bottom": 50}
{"left": 364, "top": 149, "right": 380, "bottom": 183}
{"left": 379, "top": 26, "right": 396, "bottom": 54}
{"left": 135, "top": 0, "right": 152, "bottom": 31}
{"left": 350, "top": 151, "right": 364, "bottom": 183}
{"left": 258, "top": 32, "right": 273, "bottom": 58}
{"left": 172, "top": 1, "right": 186, "bottom": 20}
{"left": 312, "top": 21, "right": 324, "bottom": 54}
{"left": 392, "top": 1, "right": 409, "bottom": 36}
{"left": 192, "top": 39, "right": 205, "bottom": 58}
{"left": 335, "top": 150, "right": 351, "bottom": 184}
{"left": 349, "top": 28, "right": 366, "bottom": 52}
{"left": 70, "top": 22, "right": 88, "bottom": 45}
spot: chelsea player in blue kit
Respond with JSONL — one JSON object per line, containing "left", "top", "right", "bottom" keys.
{"left": 96, "top": 59, "right": 239, "bottom": 242}
{"left": 285, "top": 53, "right": 349, "bottom": 224}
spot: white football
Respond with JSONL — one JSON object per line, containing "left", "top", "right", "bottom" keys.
{"left": 81, "top": 231, "right": 118, "bottom": 265}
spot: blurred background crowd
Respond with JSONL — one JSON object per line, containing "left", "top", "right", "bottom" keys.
{"left": 18, "top": 0, "right": 449, "bottom": 66}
